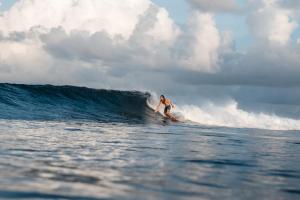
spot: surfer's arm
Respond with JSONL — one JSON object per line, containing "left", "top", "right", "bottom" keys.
{"left": 155, "top": 102, "right": 161, "bottom": 113}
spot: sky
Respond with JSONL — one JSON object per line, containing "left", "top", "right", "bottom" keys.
{"left": 1, "top": 0, "right": 300, "bottom": 129}
{"left": 0, "top": 0, "right": 15, "bottom": 11}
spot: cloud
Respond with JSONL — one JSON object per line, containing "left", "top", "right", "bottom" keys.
{"left": 187, "top": 0, "right": 239, "bottom": 12}
{"left": 248, "top": 0, "right": 298, "bottom": 45}
{"left": 280, "top": 0, "right": 300, "bottom": 9}
{"left": 175, "top": 12, "right": 222, "bottom": 72}
{"left": 1, "top": 0, "right": 299, "bottom": 88}
{"left": 0, "top": 0, "right": 184, "bottom": 86}
{"left": 0, "top": 0, "right": 151, "bottom": 38}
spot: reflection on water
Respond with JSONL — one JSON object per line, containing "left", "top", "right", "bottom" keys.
{"left": 0, "top": 120, "right": 299, "bottom": 199}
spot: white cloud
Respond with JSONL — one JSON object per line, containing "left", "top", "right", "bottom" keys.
{"left": 0, "top": 0, "right": 220, "bottom": 77}
{"left": 248, "top": 0, "right": 298, "bottom": 45}
{"left": 0, "top": 36, "right": 53, "bottom": 83}
{"left": 0, "top": 0, "right": 186, "bottom": 87}
{"left": 1, "top": 0, "right": 300, "bottom": 88}
{"left": 177, "top": 12, "right": 221, "bottom": 72}
{"left": 0, "top": 0, "right": 151, "bottom": 39}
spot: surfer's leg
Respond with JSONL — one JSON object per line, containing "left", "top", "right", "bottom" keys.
{"left": 165, "top": 112, "right": 177, "bottom": 122}
{"left": 165, "top": 107, "right": 176, "bottom": 120}
{"left": 164, "top": 106, "right": 171, "bottom": 117}
{"left": 165, "top": 112, "right": 171, "bottom": 118}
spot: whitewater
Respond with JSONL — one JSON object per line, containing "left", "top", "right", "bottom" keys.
{"left": 147, "top": 92, "right": 300, "bottom": 131}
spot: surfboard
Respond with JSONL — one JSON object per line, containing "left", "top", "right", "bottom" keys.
{"left": 169, "top": 116, "right": 179, "bottom": 122}
{"left": 164, "top": 113, "right": 179, "bottom": 122}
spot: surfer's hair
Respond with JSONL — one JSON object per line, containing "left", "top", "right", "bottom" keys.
{"left": 160, "top": 95, "right": 165, "bottom": 99}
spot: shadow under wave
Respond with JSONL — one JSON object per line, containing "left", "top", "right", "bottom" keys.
{"left": 0, "top": 83, "right": 161, "bottom": 124}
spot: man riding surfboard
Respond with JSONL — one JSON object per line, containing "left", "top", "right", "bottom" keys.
{"left": 155, "top": 95, "right": 177, "bottom": 121}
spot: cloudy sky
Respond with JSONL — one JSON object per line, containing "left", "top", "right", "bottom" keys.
{"left": 1, "top": 0, "right": 300, "bottom": 128}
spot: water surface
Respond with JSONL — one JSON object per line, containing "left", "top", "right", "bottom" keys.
{"left": 0, "top": 120, "right": 299, "bottom": 200}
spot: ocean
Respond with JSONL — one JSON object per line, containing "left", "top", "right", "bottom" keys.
{"left": 0, "top": 83, "right": 299, "bottom": 200}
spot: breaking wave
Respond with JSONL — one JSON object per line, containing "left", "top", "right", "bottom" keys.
{"left": 1, "top": 83, "right": 300, "bottom": 130}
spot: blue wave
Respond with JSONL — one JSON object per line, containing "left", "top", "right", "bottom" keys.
{"left": 0, "top": 84, "right": 154, "bottom": 123}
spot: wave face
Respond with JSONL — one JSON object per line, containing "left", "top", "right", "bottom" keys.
{"left": 0, "top": 84, "right": 154, "bottom": 123}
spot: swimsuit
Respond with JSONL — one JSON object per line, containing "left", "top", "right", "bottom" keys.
{"left": 161, "top": 99, "right": 171, "bottom": 113}
{"left": 164, "top": 105, "right": 171, "bottom": 113}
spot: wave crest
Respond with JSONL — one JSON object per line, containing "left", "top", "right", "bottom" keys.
{"left": 0, "top": 84, "right": 152, "bottom": 123}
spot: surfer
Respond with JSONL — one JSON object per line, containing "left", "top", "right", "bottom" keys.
{"left": 155, "top": 95, "right": 176, "bottom": 120}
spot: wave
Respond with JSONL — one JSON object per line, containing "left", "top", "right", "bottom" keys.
{"left": 0, "top": 83, "right": 155, "bottom": 123}
{"left": 1, "top": 84, "right": 300, "bottom": 130}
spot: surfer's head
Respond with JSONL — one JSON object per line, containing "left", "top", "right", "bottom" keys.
{"left": 160, "top": 95, "right": 165, "bottom": 101}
